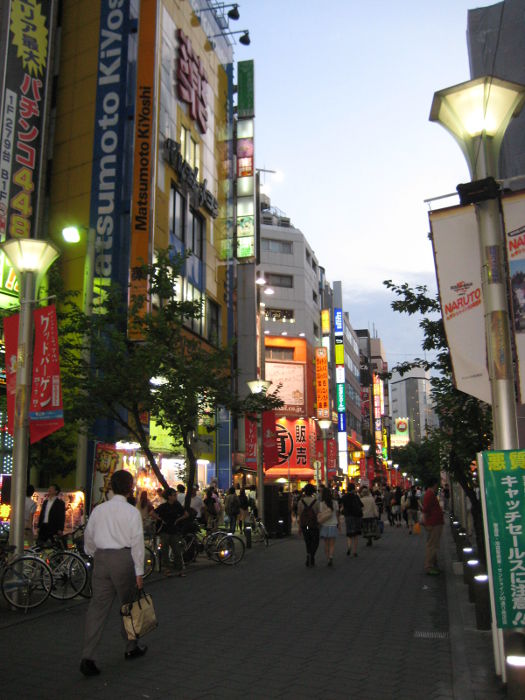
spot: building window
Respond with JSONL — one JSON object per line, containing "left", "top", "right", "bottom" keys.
{"left": 181, "top": 125, "right": 200, "bottom": 169}
{"left": 312, "top": 290, "right": 318, "bottom": 304}
{"left": 313, "top": 322, "right": 319, "bottom": 338}
{"left": 189, "top": 208, "right": 204, "bottom": 259}
{"left": 264, "top": 308, "right": 295, "bottom": 323}
{"left": 184, "top": 281, "right": 205, "bottom": 336}
{"left": 265, "top": 347, "right": 294, "bottom": 361}
{"left": 206, "top": 298, "right": 220, "bottom": 345}
{"left": 261, "top": 238, "right": 293, "bottom": 254}
{"left": 169, "top": 184, "right": 186, "bottom": 244}
{"left": 266, "top": 273, "right": 293, "bottom": 288}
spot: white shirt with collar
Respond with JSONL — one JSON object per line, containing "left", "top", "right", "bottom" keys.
{"left": 84, "top": 495, "right": 144, "bottom": 576}
{"left": 43, "top": 496, "right": 57, "bottom": 523}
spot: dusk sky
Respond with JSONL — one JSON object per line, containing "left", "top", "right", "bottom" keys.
{"left": 235, "top": 0, "right": 498, "bottom": 368}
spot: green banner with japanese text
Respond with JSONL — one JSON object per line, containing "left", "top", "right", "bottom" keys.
{"left": 481, "top": 450, "right": 525, "bottom": 628}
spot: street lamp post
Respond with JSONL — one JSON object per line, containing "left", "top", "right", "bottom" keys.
{"left": 319, "top": 419, "right": 332, "bottom": 488}
{"left": 0, "top": 239, "right": 60, "bottom": 555}
{"left": 247, "top": 379, "right": 271, "bottom": 523}
{"left": 430, "top": 76, "right": 525, "bottom": 450}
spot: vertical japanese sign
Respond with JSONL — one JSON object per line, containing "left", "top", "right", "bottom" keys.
{"left": 244, "top": 415, "right": 257, "bottom": 465}
{"left": 3, "top": 313, "right": 19, "bottom": 435}
{"left": 235, "top": 60, "right": 255, "bottom": 260}
{"left": 129, "top": 0, "right": 157, "bottom": 336}
{"left": 480, "top": 450, "right": 525, "bottom": 628}
{"left": 262, "top": 410, "right": 278, "bottom": 468}
{"left": 0, "top": 0, "right": 53, "bottom": 247}
{"left": 29, "top": 305, "right": 63, "bottom": 442}
{"left": 315, "top": 347, "right": 329, "bottom": 419}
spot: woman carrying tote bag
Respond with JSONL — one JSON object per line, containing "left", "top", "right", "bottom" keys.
{"left": 318, "top": 487, "right": 339, "bottom": 567}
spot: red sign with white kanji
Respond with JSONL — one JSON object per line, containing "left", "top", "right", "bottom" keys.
{"left": 245, "top": 415, "right": 258, "bottom": 464}
{"left": 29, "top": 305, "right": 64, "bottom": 443}
{"left": 176, "top": 29, "right": 208, "bottom": 134}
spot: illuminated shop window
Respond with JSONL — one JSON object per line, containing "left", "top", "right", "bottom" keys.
{"left": 264, "top": 308, "right": 295, "bottom": 323}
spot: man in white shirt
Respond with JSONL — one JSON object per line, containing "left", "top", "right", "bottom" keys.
{"left": 190, "top": 487, "right": 204, "bottom": 521}
{"left": 80, "top": 470, "right": 146, "bottom": 677}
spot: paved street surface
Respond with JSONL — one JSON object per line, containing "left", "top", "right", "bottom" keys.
{"left": 1, "top": 520, "right": 505, "bottom": 699}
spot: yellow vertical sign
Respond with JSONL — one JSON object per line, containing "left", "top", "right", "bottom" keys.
{"left": 129, "top": 0, "right": 157, "bottom": 338}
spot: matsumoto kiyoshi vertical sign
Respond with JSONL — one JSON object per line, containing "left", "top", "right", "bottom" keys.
{"left": 480, "top": 450, "right": 525, "bottom": 628}
{"left": 90, "top": 0, "right": 130, "bottom": 306}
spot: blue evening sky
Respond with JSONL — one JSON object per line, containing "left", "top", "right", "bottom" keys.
{"left": 235, "top": 0, "right": 497, "bottom": 368}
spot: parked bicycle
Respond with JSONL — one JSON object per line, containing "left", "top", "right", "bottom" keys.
{"left": 245, "top": 514, "right": 269, "bottom": 547}
{"left": 182, "top": 523, "right": 245, "bottom": 565}
{"left": 0, "top": 541, "right": 53, "bottom": 611}
{"left": 28, "top": 536, "right": 88, "bottom": 600}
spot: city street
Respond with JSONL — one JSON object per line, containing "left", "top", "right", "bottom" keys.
{"left": 1, "top": 521, "right": 505, "bottom": 700}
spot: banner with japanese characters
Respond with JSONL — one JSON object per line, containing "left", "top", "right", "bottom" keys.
{"left": 244, "top": 415, "right": 258, "bottom": 467}
{"left": 262, "top": 410, "right": 279, "bottom": 468}
{"left": 429, "top": 205, "right": 491, "bottom": 404}
{"left": 0, "top": 0, "right": 54, "bottom": 248}
{"left": 3, "top": 313, "right": 19, "bottom": 435}
{"left": 29, "top": 305, "right": 63, "bottom": 442}
{"left": 480, "top": 450, "right": 525, "bottom": 628}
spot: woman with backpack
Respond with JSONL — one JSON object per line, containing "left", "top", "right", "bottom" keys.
{"left": 318, "top": 487, "right": 339, "bottom": 567}
{"left": 297, "top": 484, "right": 320, "bottom": 567}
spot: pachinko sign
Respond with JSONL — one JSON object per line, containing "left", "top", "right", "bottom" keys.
{"left": 479, "top": 450, "right": 525, "bottom": 628}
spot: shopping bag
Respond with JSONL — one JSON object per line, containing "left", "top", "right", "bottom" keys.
{"left": 413, "top": 522, "right": 421, "bottom": 535}
{"left": 120, "top": 589, "right": 158, "bottom": 640}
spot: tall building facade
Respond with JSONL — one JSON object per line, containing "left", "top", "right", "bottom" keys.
{"left": 0, "top": 0, "right": 245, "bottom": 495}
{"left": 390, "top": 367, "right": 436, "bottom": 444}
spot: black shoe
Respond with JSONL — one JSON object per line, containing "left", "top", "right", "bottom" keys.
{"left": 346, "top": 549, "right": 350, "bottom": 556}
{"left": 311, "top": 555, "right": 315, "bottom": 567}
{"left": 366, "top": 539, "right": 372, "bottom": 547}
{"left": 124, "top": 645, "right": 148, "bottom": 660}
{"left": 305, "top": 555, "right": 310, "bottom": 567}
{"left": 327, "top": 558, "right": 333, "bottom": 567}
{"left": 80, "top": 659, "right": 100, "bottom": 677}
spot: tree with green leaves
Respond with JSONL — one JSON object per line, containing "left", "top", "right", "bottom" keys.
{"left": 384, "top": 280, "right": 492, "bottom": 559}
{"left": 59, "top": 249, "right": 282, "bottom": 507}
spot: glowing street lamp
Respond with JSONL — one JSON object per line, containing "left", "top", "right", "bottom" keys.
{"left": 0, "top": 238, "right": 60, "bottom": 555}
{"left": 430, "top": 76, "right": 525, "bottom": 449}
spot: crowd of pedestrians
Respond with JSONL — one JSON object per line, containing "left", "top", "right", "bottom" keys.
{"left": 295, "top": 479, "right": 446, "bottom": 573}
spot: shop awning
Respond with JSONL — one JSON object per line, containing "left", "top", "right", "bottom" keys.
{"left": 264, "top": 467, "right": 315, "bottom": 481}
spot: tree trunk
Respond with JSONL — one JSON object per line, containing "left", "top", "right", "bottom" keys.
{"left": 129, "top": 406, "right": 169, "bottom": 491}
{"left": 183, "top": 432, "right": 197, "bottom": 511}
{"left": 449, "top": 451, "right": 486, "bottom": 564}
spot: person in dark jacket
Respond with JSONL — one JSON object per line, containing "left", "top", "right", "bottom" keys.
{"left": 340, "top": 483, "right": 363, "bottom": 557}
{"left": 37, "top": 484, "right": 66, "bottom": 543}
{"left": 153, "top": 488, "right": 189, "bottom": 576}
{"left": 297, "top": 484, "right": 320, "bottom": 567}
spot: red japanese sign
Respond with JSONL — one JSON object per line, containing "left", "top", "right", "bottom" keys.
{"left": 262, "top": 410, "right": 279, "bottom": 468}
{"left": 176, "top": 29, "right": 208, "bottom": 133}
{"left": 29, "top": 305, "right": 63, "bottom": 443}
{"left": 315, "top": 347, "right": 329, "bottom": 418}
{"left": 3, "top": 313, "right": 19, "bottom": 436}
{"left": 245, "top": 415, "right": 258, "bottom": 465}
{"left": 327, "top": 439, "right": 338, "bottom": 479}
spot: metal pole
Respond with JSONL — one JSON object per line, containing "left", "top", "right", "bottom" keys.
{"left": 257, "top": 414, "right": 264, "bottom": 521}
{"left": 75, "top": 228, "right": 95, "bottom": 495}
{"left": 323, "top": 430, "right": 328, "bottom": 487}
{"left": 11, "top": 271, "right": 35, "bottom": 555}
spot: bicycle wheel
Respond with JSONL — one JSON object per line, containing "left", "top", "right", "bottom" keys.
{"left": 143, "top": 546, "right": 155, "bottom": 579}
{"left": 48, "top": 551, "right": 88, "bottom": 600}
{"left": 1, "top": 555, "right": 52, "bottom": 610}
{"left": 182, "top": 534, "right": 198, "bottom": 563}
{"left": 205, "top": 531, "right": 227, "bottom": 561}
{"left": 251, "top": 522, "right": 269, "bottom": 547}
{"left": 216, "top": 534, "right": 245, "bottom": 565}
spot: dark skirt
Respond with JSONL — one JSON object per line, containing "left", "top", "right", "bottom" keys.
{"left": 345, "top": 515, "right": 362, "bottom": 536}
{"left": 362, "top": 517, "right": 378, "bottom": 539}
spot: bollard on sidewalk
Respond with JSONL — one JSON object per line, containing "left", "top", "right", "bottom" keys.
{"left": 473, "top": 574, "right": 491, "bottom": 630}
{"left": 505, "top": 632, "right": 525, "bottom": 700}
{"left": 245, "top": 526, "right": 252, "bottom": 548}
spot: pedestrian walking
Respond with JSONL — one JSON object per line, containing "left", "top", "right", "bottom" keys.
{"left": 421, "top": 477, "right": 444, "bottom": 575}
{"left": 340, "top": 483, "right": 363, "bottom": 557}
{"left": 383, "top": 486, "right": 394, "bottom": 526}
{"left": 297, "top": 484, "right": 320, "bottom": 567}
{"left": 405, "top": 486, "right": 420, "bottom": 534}
{"left": 224, "top": 486, "right": 241, "bottom": 532}
{"left": 318, "top": 487, "right": 339, "bottom": 566}
{"left": 136, "top": 490, "right": 154, "bottom": 536}
{"left": 238, "top": 488, "right": 249, "bottom": 533}
{"left": 80, "top": 470, "right": 146, "bottom": 677}
{"left": 392, "top": 486, "right": 402, "bottom": 527}
{"left": 443, "top": 483, "right": 450, "bottom": 512}
{"left": 25, "top": 484, "right": 37, "bottom": 546}
{"left": 360, "top": 486, "right": 379, "bottom": 546}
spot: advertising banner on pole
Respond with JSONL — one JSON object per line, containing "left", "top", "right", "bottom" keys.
{"left": 479, "top": 450, "right": 525, "bottom": 628}
{"left": 501, "top": 191, "right": 525, "bottom": 402}
{"left": 429, "top": 206, "right": 491, "bottom": 404}
{"left": 30, "top": 305, "right": 63, "bottom": 442}
{"left": 244, "top": 415, "right": 257, "bottom": 465}
{"left": 3, "top": 313, "right": 19, "bottom": 436}
{"left": 262, "top": 410, "right": 279, "bottom": 468}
